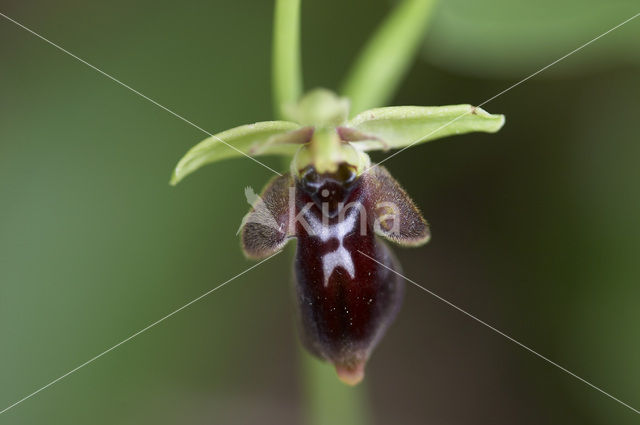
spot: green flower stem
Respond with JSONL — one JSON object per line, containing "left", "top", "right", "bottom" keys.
{"left": 273, "top": 0, "right": 303, "bottom": 120}
{"left": 273, "top": 3, "right": 371, "bottom": 425}
{"left": 301, "top": 349, "right": 371, "bottom": 425}
{"left": 341, "top": 0, "right": 438, "bottom": 116}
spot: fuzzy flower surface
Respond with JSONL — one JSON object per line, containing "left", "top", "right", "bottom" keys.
{"left": 172, "top": 88, "right": 504, "bottom": 384}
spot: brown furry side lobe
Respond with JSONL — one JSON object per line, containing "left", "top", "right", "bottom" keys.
{"left": 362, "top": 166, "right": 430, "bottom": 246}
{"left": 241, "top": 174, "right": 294, "bottom": 258}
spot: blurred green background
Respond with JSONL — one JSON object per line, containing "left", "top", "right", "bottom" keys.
{"left": 1, "top": 0, "right": 639, "bottom": 424}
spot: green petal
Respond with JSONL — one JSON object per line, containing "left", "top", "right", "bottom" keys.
{"left": 170, "top": 121, "right": 301, "bottom": 185}
{"left": 346, "top": 105, "right": 505, "bottom": 151}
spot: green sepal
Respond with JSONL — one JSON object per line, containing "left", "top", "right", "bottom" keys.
{"left": 170, "top": 121, "right": 302, "bottom": 185}
{"left": 346, "top": 105, "right": 505, "bottom": 151}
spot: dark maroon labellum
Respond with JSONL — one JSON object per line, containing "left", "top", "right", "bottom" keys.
{"left": 241, "top": 164, "right": 429, "bottom": 384}
{"left": 295, "top": 169, "right": 404, "bottom": 384}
